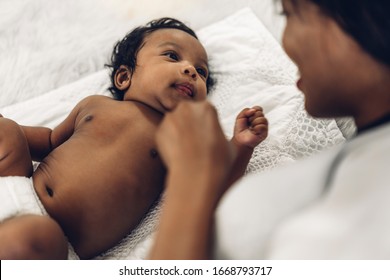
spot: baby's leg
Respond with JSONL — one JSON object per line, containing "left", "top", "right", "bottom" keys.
{"left": 0, "top": 214, "right": 68, "bottom": 259}
{"left": 0, "top": 117, "right": 33, "bottom": 177}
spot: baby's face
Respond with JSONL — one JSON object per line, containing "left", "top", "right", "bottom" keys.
{"left": 124, "top": 28, "right": 209, "bottom": 113}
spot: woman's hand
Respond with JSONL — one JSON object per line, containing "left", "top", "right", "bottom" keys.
{"left": 156, "top": 101, "right": 235, "bottom": 199}
{"left": 151, "top": 101, "right": 235, "bottom": 259}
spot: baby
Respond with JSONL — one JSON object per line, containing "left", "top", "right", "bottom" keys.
{"left": 0, "top": 18, "right": 268, "bottom": 259}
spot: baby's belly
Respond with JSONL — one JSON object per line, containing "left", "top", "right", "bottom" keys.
{"left": 32, "top": 156, "right": 164, "bottom": 258}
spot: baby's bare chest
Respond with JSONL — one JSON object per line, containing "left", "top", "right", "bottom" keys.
{"left": 76, "top": 104, "right": 161, "bottom": 146}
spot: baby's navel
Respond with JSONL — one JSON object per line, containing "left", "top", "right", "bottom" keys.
{"left": 85, "top": 115, "right": 93, "bottom": 122}
{"left": 150, "top": 148, "right": 158, "bottom": 159}
{"left": 46, "top": 186, "right": 54, "bottom": 197}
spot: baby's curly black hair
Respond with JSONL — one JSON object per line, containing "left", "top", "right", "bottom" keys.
{"left": 106, "top": 17, "right": 215, "bottom": 100}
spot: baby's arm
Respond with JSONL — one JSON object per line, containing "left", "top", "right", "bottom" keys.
{"left": 0, "top": 113, "right": 53, "bottom": 162}
{"left": 227, "top": 106, "right": 268, "bottom": 185}
{"left": 20, "top": 101, "right": 83, "bottom": 161}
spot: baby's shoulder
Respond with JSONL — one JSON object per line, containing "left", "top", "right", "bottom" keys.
{"left": 80, "top": 95, "right": 113, "bottom": 105}
{"left": 74, "top": 95, "right": 114, "bottom": 111}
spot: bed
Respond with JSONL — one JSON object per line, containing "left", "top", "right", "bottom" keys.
{"left": 0, "top": 0, "right": 354, "bottom": 259}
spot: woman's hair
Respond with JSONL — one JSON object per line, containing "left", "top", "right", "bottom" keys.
{"left": 289, "top": 0, "right": 390, "bottom": 67}
{"left": 106, "top": 17, "right": 214, "bottom": 100}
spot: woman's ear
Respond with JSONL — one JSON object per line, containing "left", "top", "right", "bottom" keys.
{"left": 114, "top": 65, "right": 132, "bottom": 91}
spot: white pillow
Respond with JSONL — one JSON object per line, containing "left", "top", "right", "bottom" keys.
{"left": 1, "top": 8, "right": 345, "bottom": 259}
{"left": 0, "top": 0, "right": 134, "bottom": 108}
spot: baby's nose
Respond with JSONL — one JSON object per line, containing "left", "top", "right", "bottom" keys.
{"left": 183, "top": 65, "right": 197, "bottom": 79}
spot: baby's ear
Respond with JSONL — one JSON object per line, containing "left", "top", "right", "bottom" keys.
{"left": 114, "top": 65, "right": 132, "bottom": 91}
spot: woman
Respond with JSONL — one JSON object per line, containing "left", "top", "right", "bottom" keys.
{"left": 150, "top": 0, "right": 390, "bottom": 259}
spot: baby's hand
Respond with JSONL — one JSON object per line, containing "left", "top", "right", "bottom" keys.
{"left": 233, "top": 106, "right": 268, "bottom": 148}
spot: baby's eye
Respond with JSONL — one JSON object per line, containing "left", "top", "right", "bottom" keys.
{"left": 196, "top": 67, "right": 208, "bottom": 78}
{"left": 164, "top": 51, "right": 179, "bottom": 61}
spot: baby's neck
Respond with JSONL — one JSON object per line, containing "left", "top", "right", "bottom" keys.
{"left": 126, "top": 100, "right": 165, "bottom": 118}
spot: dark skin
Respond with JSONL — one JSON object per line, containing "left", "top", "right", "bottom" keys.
{"left": 0, "top": 29, "right": 268, "bottom": 259}
{"left": 32, "top": 97, "right": 167, "bottom": 258}
{"left": 1, "top": 97, "right": 166, "bottom": 259}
